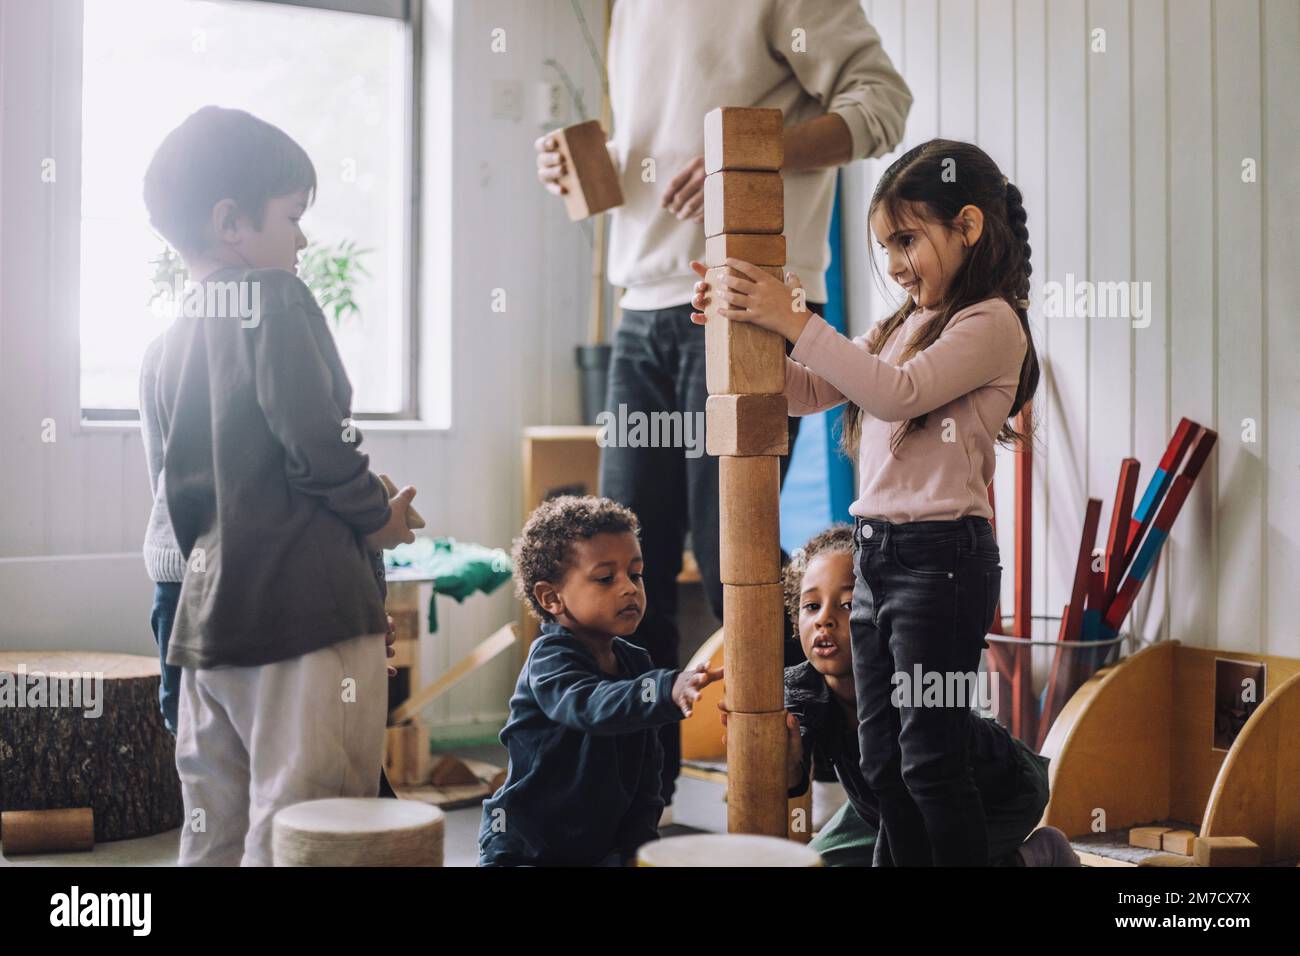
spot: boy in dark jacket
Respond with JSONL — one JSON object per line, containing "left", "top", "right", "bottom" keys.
{"left": 479, "top": 496, "right": 720, "bottom": 866}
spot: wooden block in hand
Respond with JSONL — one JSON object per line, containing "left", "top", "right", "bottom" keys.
{"left": 1128, "top": 826, "right": 1171, "bottom": 850}
{"left": 705, "top": 312, "right": 785, "bottom": 396}
{"left": 548, "top": 119, "right": 624, "bottom": 221}
{"left": 719, "top": 456, "right": 781, "bottom": 585}
{"left": 704, "top": 107, "right": 783, "bottom": 173}
{"left": 706, "top": 394, "right": 788, "bottom": 457}
{"left": 705, "top": 233, "right": 786, "bottom": 268}
{"left": 1193, "top": 836, "right": 1260, "bottom": 867}
{"left": 725, "top": 709, "right": 789, "bottom": 836}
{"left": 1161, "top": 829, "right": 1197, "bottom": 855}
{"left": 703, "top": 171, "right": 783, "bottom": 238}
{"left": 722, "top": 583, "right": 785, "bottom": 713}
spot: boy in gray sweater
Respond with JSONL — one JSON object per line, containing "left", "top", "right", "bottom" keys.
{"left": 142, "top": 106, "right": 417, "bottom": 866}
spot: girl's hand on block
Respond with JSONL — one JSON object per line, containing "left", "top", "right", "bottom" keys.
{"left": 365, "top": 485, "right": 418, "bottom": 552}
{"left": 672, "top": 661, "right": 723, "bottom": 717}
{"left": 688, "top": 259, "right": 813, "bottom": 345}
{"left": 385, "top": 614, "right": 398, "bottom": 677}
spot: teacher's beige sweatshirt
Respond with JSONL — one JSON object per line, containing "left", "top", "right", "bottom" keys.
{"left": 607, "top": 0, "right": 911, "bottom": 310}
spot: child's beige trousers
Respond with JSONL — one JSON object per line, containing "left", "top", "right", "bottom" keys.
{"left": 174, "top": 632, "right": 387, "bottom": 866}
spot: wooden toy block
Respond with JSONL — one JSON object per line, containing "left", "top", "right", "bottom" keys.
{"left": 725, "top": 709, "right": 789, "bottom": 836}
{"left": 706, "top": 394, "right": 789, "bottom": 457}
{"left": 703, "top": 171, "right": 783, "bottom": 238}
{"left": 703, "top": 106, "right": 784, "bottom": 173}
{"left": 718, "top": 456, "right": 781, "bottom": 585}
{"left": 1193, "top": 836, "right": 1260, "bottom": 867}
{"left": 705, "top": 314, "right": 786, "bottom": 395}
{"left": 1138, "top": 853, "right": 1198, "bottom": 867}
{"left": 1161, "top": 829, "right": 1197, "bottom": 855}
{"left": 1128, "top": 826, "right": 1172, "bottom": 850}
{"left": 547, "top": 119, "right": 624, "bottom": 221}
{"left": 722, "top": 583, "right": 785, "bottom": 713}
{"left": 705, "top": 233, "right": 786, "bottom": 268}
{"left": 0, "top": 808, "right": 95, "bottom": 855}
{"left": 383, "top": 719, "right": 428, "bottom": 787}
{"left": 703, "top": 265, "right": 786, "bottom": 311}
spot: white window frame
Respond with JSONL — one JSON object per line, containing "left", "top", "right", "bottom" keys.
{"left": 76, "top": 0, "right": 427, "bottom": 423}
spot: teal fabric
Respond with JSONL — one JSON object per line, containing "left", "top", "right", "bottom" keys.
{"left": 384, "top": 537, "right": 512, "bottom": 633}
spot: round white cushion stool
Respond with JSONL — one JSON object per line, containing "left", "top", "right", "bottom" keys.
{"left": 272, "top": 798, "right": 445, "bottom": 867}
{"left": 637, "top": 833, "right": 822, "bottom": 867}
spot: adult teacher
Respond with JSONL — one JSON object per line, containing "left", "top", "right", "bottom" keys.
{"left": 535, "top": 0, "right": 912, "bottom": 817}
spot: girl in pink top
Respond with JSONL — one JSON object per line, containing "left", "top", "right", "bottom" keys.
{"left": 691, "top": 139, "right": 1040, "bottom": 866}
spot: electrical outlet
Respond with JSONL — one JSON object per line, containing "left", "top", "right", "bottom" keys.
{"left": 491, "top": 79, "right": 523, "bottom": 122}
{"left": 536, "top": 81, "right": 565, "bottom": 126}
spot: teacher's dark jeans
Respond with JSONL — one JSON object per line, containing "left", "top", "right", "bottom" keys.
{"left": 850, "top": 515, "right": 1002, "bottom": 866}
{"left": 600, "top": 303, "right": 812, "bottom": 804}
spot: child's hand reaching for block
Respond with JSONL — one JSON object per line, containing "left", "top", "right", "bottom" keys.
{"left": 365, "top": 485, "right": 419, "bottom": 551}
{"left": 688, "top": 259, "right": 813, "bottom": 345}
{"left": 672, "top": 661, "right": 723, "bottom": 717}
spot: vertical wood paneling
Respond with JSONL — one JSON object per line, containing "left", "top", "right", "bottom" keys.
{"left": 1212, "top": 0, "right": 1264, "bottom": 654}
{"left": 1087, "top": 0, "right": 1134, "bottom": 597}
{"left": 1130, "top": 0, "right": 1171, "bottom": 643}
{"left": 1167, "top": 0, "right": 1217, "bottom": 648}
{"left": 976, "top": 0, "right": 1016, "bottom": 172}
{"left": 1263, "top": 0, "right": 1300, "bottom": 660}
{"left": 1044, "top": 0, "right": 1090, "bottom": 618}
{"left": 938, "top": 0, "right": 978, "bottom": 142}
{"left": 903, "top": 0, "right": 940, "bottom": 150}
{"left": 979, "top": 0, "right": 1018, "bottom": 613}
{"left": 1013, "top": 0, "right": 1051, "bottom": 631}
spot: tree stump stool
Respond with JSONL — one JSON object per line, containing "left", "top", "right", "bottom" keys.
{"left": 0, "top": 651, "right": 182, "bottom": 842}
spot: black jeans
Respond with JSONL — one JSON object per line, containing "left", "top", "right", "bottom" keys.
{"left": 599, "top": 303, "right": 810, "bottom": 804}
{"left": 850, "top": 515, "right": 1002, "bottom": 866}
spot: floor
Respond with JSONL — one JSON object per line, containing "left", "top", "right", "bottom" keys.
{"left": 0, "top": 742, "right": 730, "bottom": 868}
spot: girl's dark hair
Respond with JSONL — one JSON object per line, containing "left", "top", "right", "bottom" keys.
{"left": 143, "top": 106, "right": 317, "bottom": 256}
{"left": 841, "top": 138, "right": 1040, "bottom": 458}
{"left": 782, "top": 524, "right": 856, "bottom": 627}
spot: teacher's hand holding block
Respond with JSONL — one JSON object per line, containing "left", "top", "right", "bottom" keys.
{"left": 541, "top": 119, "right": 625, "bottom": 221}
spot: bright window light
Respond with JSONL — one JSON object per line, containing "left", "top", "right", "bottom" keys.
{"left": 80, "top": 0, "right": 410, "bottom": 415}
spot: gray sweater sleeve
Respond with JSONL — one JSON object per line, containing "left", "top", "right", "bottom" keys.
{"left": 766, "top": 0, "right": 912, "bottom": 160}
{"left": 138, "top": 335, "right": 186, "bottom": 582}
{"left": 251, "top": 284, "right": 391, "bottom": 537}
{"left": 139, "top": 336, "right": 166, "bottom": 501}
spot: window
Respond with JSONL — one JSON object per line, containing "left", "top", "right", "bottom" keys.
{"left": 79, "top": 0, "right": 418, "bottom": 418}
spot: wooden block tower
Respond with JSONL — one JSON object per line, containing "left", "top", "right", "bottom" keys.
{"left": 702, "top": 106, "right": 789, "bottom": 837}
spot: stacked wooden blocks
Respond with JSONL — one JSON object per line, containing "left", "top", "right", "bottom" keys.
{"left": 703, "top": 106, "right": 789, "bottom": 837}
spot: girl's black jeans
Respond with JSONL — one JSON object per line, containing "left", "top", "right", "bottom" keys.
{"left": 850, "top": 514, "right": 1002, "bottom": 866}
